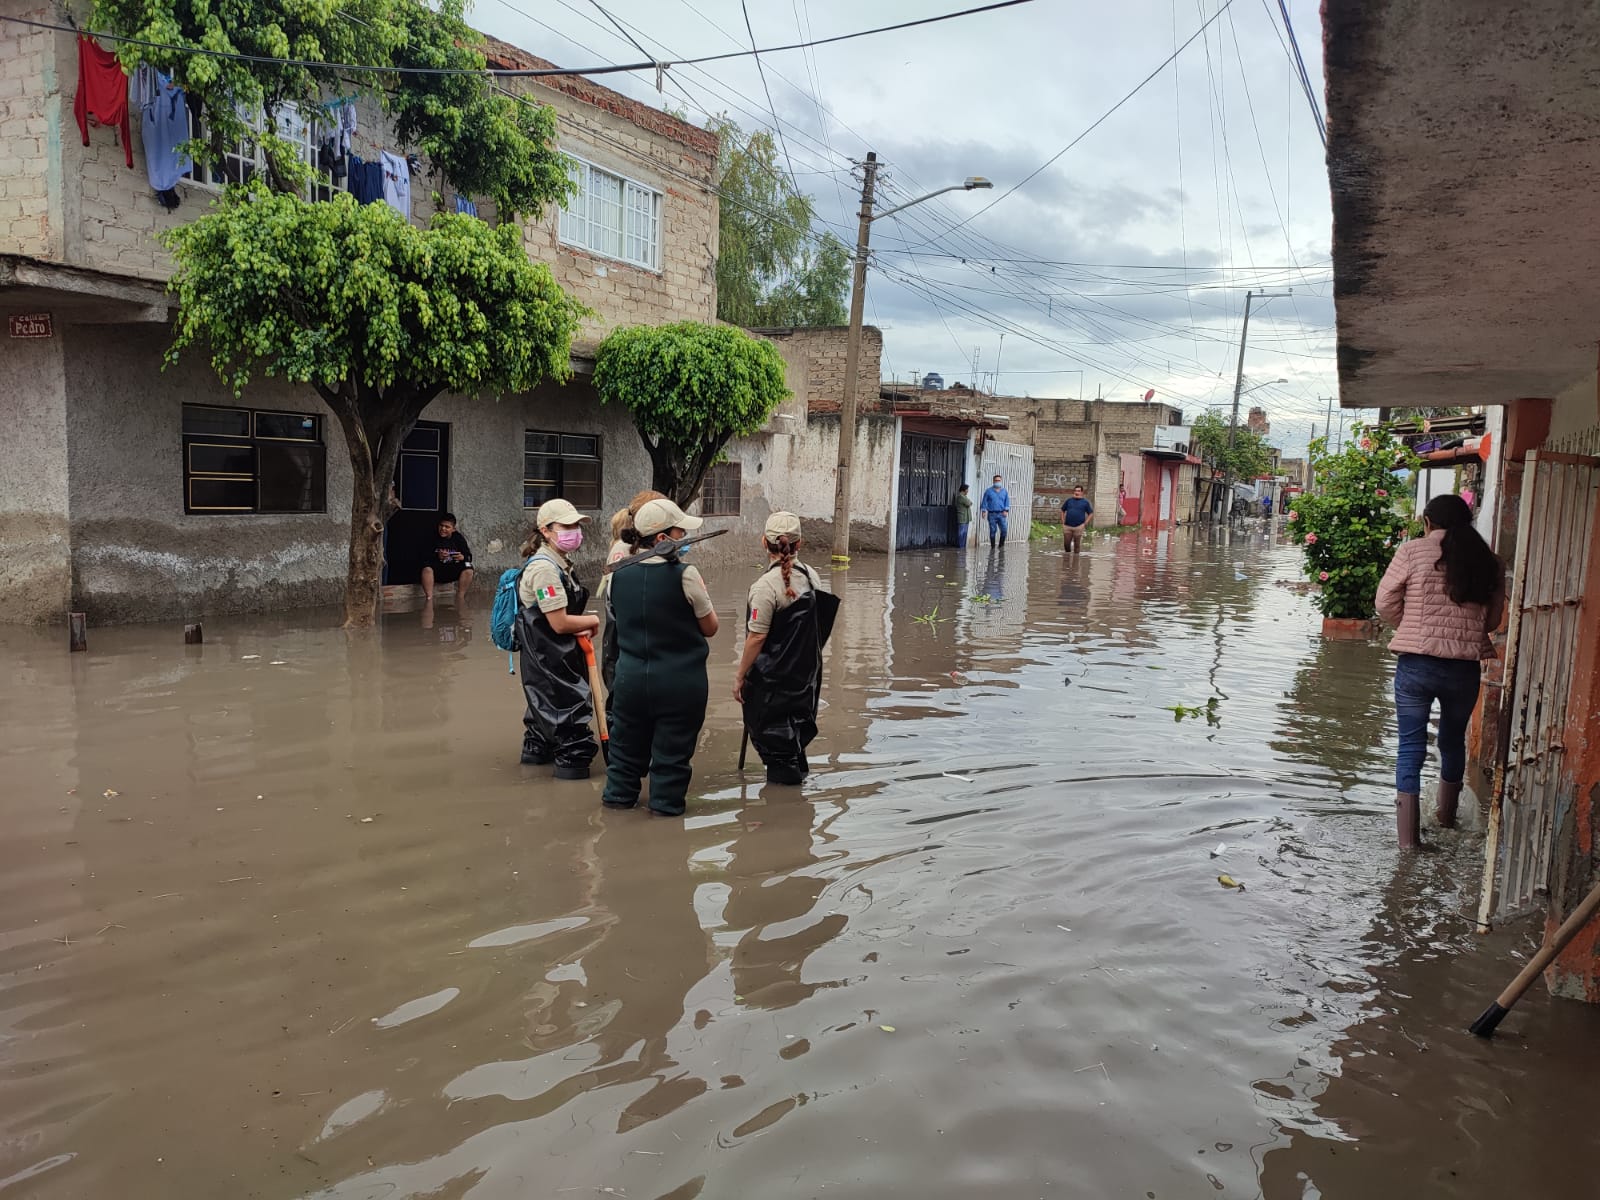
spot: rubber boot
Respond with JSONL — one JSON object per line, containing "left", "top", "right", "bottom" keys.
{"left": 1436, "top": 780, "right": 1463, "bottom": 829}
{"left": 1396, "top": 792, "right": 1422, "bottom": 849}
{"left": 521, "top": 730, "right": 552, "bottom": 765}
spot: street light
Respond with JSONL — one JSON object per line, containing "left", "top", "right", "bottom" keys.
{"left": 1239, "top": 377, "right": 1287, "bottom": 399}
{"left": 831, "top": 154, "right": 992, "bottom": 561}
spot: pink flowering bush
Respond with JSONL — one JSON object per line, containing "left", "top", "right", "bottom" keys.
{"left": 1287, "top": 425, "right": 1419, "bottom": 619}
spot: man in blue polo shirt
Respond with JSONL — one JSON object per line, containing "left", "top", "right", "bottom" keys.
{"left": 979, "top": 474, "right": 1010, "bottom": 547}
{"left": 1060, "top": 485, "right": 1093, "bottom": 553}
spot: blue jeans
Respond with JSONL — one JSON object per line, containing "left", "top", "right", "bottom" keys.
{"left": 986, "top": 513, "right": 1008, "bottom": 544}
{"left": 956, "top": 522, "right": 970, "bottom": 547}
{"left": 1393, "top": 653, "right": 1481, "bottom": 793}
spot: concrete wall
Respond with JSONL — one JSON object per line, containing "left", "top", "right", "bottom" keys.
{"left": 749, "top": 325, "right": 884, "bottom": 417}
{"left": 57, "top": 322, "right": 650, "bottom": 623}
{"left": 720, "top": 413, "right": 898, "bottom": 553}
{"left": 0, "top": 331, "right": 71, "bottom": 620}
{"left": 7, "top": 20, "right": 716, "bottom": 334}
{"left": 0, "top": 1, "right": 64, "bottom": 261}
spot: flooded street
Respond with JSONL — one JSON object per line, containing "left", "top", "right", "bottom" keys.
{"left": 4, "top": 530, "right": 1597, "bottom": 1200}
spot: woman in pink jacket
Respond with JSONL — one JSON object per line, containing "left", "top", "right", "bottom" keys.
{"left": 1375, "top": 494, "right": 1505, "bottom": 849}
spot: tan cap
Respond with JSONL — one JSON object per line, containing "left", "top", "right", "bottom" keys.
{"left": 535, "top": 498, "right": 590, "bottom": 528}
{"left": 634, "top": 497, "right": 704, "bottom": 538}
{"left": 764, "top": 511, "right": 803, "bottom": 539}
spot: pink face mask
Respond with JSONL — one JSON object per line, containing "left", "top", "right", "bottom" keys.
{"left": 553, "top": 528, "right": 584, "bottom": 552}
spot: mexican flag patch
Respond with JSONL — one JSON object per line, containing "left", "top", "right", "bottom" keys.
{"left": 749, "top": 607, "right": 759, "bottom": 623}
{"left": 535, "top": 584, "right": 560, "bottom": 603}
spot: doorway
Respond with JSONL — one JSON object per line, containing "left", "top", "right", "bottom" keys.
{"left": 897, "top": 433, "right": 966, "bottom": 549}
{"left": 383, "top": 420, "right": 451, "bottom": 586}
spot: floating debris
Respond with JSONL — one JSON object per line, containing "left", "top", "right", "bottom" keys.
{"left": 1217, "top": 874, "right": 1246, "bottom": 891}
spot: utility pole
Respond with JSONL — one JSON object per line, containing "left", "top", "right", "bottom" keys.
{"left": 1222, "top": 288, "right": 1290, "bottom": 519}
{"left": 830, "top": 152, "right": 879, "bottom": 561}
{"left": 994, "top": 332, "right": 1005, "bottom": 396}
{"left": 827, "top": 162, "right": 991, "bottom": 561}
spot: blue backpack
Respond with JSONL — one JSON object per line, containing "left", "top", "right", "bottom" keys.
{"left": 490, "top": 558, "right": 532, "bottom": 667}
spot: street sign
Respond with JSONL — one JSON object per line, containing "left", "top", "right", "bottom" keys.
{"left": 8, "top": 313, "right": 53, "bottom": 338}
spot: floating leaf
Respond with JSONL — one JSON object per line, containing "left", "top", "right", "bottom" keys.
{"left": 879, "top": 1025, "right": 896, "bottom": 1033}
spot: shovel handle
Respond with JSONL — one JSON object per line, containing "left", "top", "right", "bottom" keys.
{"left": 1470, "top": 876, "right": 1600, "bottom": 1038}
{"left": 575, "top": 632, "right": 609, "bottom": 746}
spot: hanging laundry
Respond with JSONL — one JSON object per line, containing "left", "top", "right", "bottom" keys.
{"left": 132, "top": 66, "right": 191, "bottom": 207}
{"left": 336, "top": 99, "right": 358, "bottom": 156}
{"left": 75, "top": 36, "right": 132, "bottom": 168}
{"left": 317, "top": 134, "right": 346, "bottom": 183}
{"left": 347, "top": 154, "right": 384, "bottom": 205}
{"left": 454, "top": 195, "right": 478, "bottom": 218}
{"left": 380, "top": 150, "right": 410, "bottom": 217}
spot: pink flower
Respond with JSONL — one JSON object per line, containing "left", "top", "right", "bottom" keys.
{"left": 1319, "top": 571, "right": 1330, "bottom": 581}
{"left": 1375, "top": 488, "right": 1389, "bottom": 498}
{"left": 1287, "top": 510, "right": 1299, "bottom": 522}
{"left": 1305, "top": 532, "right": 1319, "bottom": 545}
{"left": 1359, "top": 437, "right": 1373, "bottom": 451}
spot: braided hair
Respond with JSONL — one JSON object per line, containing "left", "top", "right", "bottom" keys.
{"left": 765, "top": 534, "right": 800, "bottom": 599}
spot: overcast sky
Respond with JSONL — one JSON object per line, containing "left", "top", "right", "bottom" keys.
{"left": 474, "top": 0, "right": 1338, "bottom": 459}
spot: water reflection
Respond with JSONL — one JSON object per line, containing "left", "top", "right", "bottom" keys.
{"left": 0, "top": 536, "right": 1579, "bottom": 1200}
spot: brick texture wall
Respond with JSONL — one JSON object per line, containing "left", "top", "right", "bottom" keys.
{"left": 750, "top": 325, "right": 883, "bottom": 416}
{"left": 0, "top": 4, "right": 62, "bottom": 260}
{"left": 10, "top": 23, "right": 716, "bottom": 335}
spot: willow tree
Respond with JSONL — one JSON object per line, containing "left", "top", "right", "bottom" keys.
{"left": 594, "top": 322, "right": 790, "bottom": 505}
{"left": 97, "top": 0, "right": 581, "bottom": 624}
{"left": 164, "top": 190, "right": 585, "bottom": 625}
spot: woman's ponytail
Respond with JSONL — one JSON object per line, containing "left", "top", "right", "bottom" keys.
{"left": 765, "top": 534, "right": 799, "bottom": 598}
{"left": 1424, "top": 494, "right": 1501, "bottom": 606}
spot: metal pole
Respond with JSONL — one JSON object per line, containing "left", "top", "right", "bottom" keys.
{"left": 830, "top": 151, "right": 879, "bottom": 562}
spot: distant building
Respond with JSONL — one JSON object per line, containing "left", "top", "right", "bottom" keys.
{"left": 1247, "top": 407, "right": 1272, "bottom": 437}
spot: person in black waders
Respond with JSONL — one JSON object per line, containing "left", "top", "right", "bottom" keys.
{"left": 602, "top": 498, "right": 720, "bottom": 816}
{"left": 732, "top": 512, "right": 838, "bottom": 786}
{"left": 518, "top": 498, "right": 601, "bottom": 779}
{"left": 598, "top": 489, "right": 665, "bottom": 731}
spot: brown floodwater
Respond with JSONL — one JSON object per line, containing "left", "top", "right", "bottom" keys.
{"left": 3, "top": 529, "right": 1597, "bottom": 1200}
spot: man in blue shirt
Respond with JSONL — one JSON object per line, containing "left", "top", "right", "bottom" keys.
{"left": 979, "top": 474, "right": 1010, "bottom": 547}
{"left": 1060, "top": 485, "right": 1093, "bottom": 553}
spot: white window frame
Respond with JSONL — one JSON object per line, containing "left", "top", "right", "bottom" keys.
{"left": 183, "top": 100, "right": 333, "bottom": 202}
{"left": 558, "top": 154, "right": 662, "bottom": 272}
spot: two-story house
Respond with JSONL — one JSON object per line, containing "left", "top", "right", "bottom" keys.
{"left": 0, "top": 9, "right": 718, "bottom": 623}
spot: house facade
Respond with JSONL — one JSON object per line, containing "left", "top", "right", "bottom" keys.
{"left": 1325, "top": 0, "right": 1600, "bottom": 1000}
{"left": 0, "top": 10, "right": 718, "bottom": 623}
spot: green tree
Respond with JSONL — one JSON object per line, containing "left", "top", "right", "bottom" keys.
{"left": 594, "top": 322, "right": 790, "bottom": 505}
{"left": 1285, "top": 426, "right": 1420, "bottom": 619}
{"left": 163, "top": 189, "right": 586, "bottom": 626}
{"left": 712, "top": 118, "right": 850, "bottom": 327}
{"left": 94, "top": 0, "right": 571, "bottom": 217}
{"left": 1191, "top": 409, "right": 1272, "bottom": 483}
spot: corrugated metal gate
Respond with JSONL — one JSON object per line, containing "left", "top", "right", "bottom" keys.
{"left": 978, "top": 438, "right": 1034, "bottom": 529}
{"left": 1477, "top": 450, "right": 1600, "bottom": 928}
{"left": 896, "top": 433, "right": 966, "bottom": 549}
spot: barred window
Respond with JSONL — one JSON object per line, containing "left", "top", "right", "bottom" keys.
{"left": 699, "top": 463, "right": 741, "bottom": 517}
{"left": 558, "top": 156, "right": 662, "bottom": 270}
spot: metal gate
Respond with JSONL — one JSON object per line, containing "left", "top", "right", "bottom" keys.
{"left": 896, "top": 433, "right": 966, "bottom": 549}
{"left": 978, "top": 438, "right": 1035, "bottom": 531}
{"left": 1477, "top": 451, "right": 1600, "bottom": 927}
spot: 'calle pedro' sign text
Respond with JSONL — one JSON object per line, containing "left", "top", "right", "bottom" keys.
{"left": 9, "top": 313, "right": 53, "bottom": 339}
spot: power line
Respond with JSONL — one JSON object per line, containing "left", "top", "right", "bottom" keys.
{"left": 908, "top": 0, "right": 1237, "bottom": 246}
{"left": 0, "top": 1, "right": 1038, "bottom": 80}
{"left": 740, "top": 0, "right": 802, "bottom": 190}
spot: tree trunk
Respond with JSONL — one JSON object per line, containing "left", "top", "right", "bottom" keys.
{"left": 321, "top": 383, "right": 439, "bottom": 629}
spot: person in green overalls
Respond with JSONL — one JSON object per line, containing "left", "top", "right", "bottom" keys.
{"left": 517, "top": 498, "right": 600, "bottom": 779}
{"left": 602, "top": 498, "right": 721, "bottom": 816}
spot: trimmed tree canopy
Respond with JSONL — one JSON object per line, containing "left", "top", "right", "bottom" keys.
{"left": 594, "top": 322, "right": 790, "bottom": 505}
{"left": 163, "top": 187, "right": 587, "bottom": 625}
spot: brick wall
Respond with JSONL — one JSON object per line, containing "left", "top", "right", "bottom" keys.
{"left": 11, "top": 22, "right": 716, "bottom": 334}
{"left": 750, "top": 325, "right": 883, "bottom": 416}
{"left": 0, "top": 3, "right": 62, "bottom": 260}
